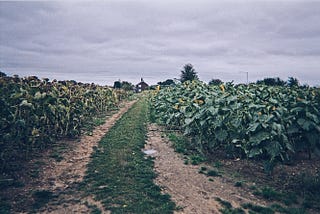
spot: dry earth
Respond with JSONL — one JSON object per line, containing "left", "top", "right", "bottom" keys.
{"left": 145, "top": 123, "right": 270, "bottom": 214}
{"left": 12, "top": 100, "right": 136, "bottom": 214}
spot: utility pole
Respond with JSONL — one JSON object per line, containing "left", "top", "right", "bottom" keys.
{"left": 246, "top": 71, "right": 248, "bottom": 85}
{"left": 239, "top": 71, "right": 249, "bottom": 84}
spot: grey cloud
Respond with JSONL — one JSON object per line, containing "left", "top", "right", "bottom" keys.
{"left": 0, "top": 1, "right": 320, "bottom": 86}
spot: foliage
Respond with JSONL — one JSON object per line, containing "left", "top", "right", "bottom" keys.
{"left": 180, "top": 64, "right": 198, "bottom": 83}
{"left": 150, "top": 80, "right": 320, "bottom": 172}
{"left": 215, "top": 197, "right": 245, "bottom": 214}
{"left": 291, "top": 172, "right": 320, "bottom": 210}
{"left": 113, "top": 81, "right": 134, "bottom": 91}
{"left": 287, "top": 77, "right": 300, "bottom": 87}
{"left": 256, "top": 77, "right": 286, "bottom": 86}
{"left": 113, "top": 81, "right": 121, "bottom": 89}
{"left": 167, "top": 132, "right": 206, "bottom": 165}
{"left": 209, "top": 78, "right": 223, "bottom": 86}
{"left": 121, "top": 81, "right": 134, "bottom": 91}
{"left": 0, "top": 71, "right": 6, "bottom": 77}
{"left": 0, "top": 74, "right": 131, "bottom": 173}
{"left": 32, "top": 190, "right": 54, "bottom": 209}
{"left": 253, "top": 186, "right": 297, "bottom": 205}
{"left": 242, "top": 203, "right": 274, "bottom": 214}
{"left": 158, "top": 79, "right": 175, "bottom": 86}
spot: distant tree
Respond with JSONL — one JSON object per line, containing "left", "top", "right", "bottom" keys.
{"left": 113, "top": 80, "right": 134, "bottom": 90}
{"left": 113, "top": 81, "right": 121, "bottom": 89}
{"left": 180, "top": 63, "right": 198, "bottom": 83}
{"left": 209, "top": 79, "right": 223, "bottom": 86}
{"left": 256, "top": 77, "right": 286, "bottom": 86}
{"left": 0, "top": 71, "right": 7, "bottom": 77}
{"left": 287, "top": 77, "right": 299, "bottom": 87}
{"left": 121, "top": 81, "right": 134, "bottom": 91}
{"left": 157, "top": 79, "right": 175, "bottom": 86}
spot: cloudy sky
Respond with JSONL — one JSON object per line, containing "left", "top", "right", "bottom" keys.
{"left": 1, "top": 1, "right": 320, "bottom": 86}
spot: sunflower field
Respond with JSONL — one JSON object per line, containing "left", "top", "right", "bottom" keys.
{"left": 0, "top": 74, "right": 131, "bottom": 172}
{"left": 151, "top": 81, "right": 320, "bottom": 168}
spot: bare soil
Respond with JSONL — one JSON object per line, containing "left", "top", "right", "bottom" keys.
{"left": 4, "top": 100, "right": 136, "bottom": 213}
{"left": 145, "top": 124, "right": 274, "bottom": 214}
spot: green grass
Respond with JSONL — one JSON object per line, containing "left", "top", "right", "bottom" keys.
{"left": 167, "top": 133, "right": 188, "bottom": 154}
{"left": 295, "top": 172, "right": 320, "bottom": 210}
{"left": 270, "top": 204, "right": 306, "bottom": 214}
{"left": 207, "top": 169, "right": 221, "bottom": 177}
{"left": 81, "top": 100, "right": 175, "bottom": 213}
{"left": 215, "top": 196, "right": 305, "bottom": 214}
{"left": 49, "top": 144, "right": 68, "bottom": 162}
{"left": 28, "top": 168, "right": 40, "bottom": 178}
{"left": 242, "top": 203, "right": 274, "bottom": 214}
{"left": 215, "top": 197, "right": 245, "bottom": 214}
{"left": 215, "top": 197, "right": 232, "bottom": 209}
{"left": 0, "top": 198, "right": 11, "bottom": 214}
{"left": 32, "top": 190, "right": 55, "bottom": 210}
{"left": 167, "top": 133, "right": 206, "bottom": 165}
{"left": 234, "top": 181, "right": 243, "bottom": 187}
{"left": 213, "top": 161, "right": 223, "bottom": 168}
{"left": 198, "top": 166, "right": 222, "bottom": 177}
{"left": 253, "top": 186, "right": 297, "bottom": 206}
{"left": 82, "top": 112, "right": 114, "bottom": 135}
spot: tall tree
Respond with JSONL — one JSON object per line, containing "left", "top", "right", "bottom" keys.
{"left": 157, "top": 79, "right": 175, "bottom": 86}
{"left": 287, "top": 77, "right": 299, "bottom": 87}
{"left": 121, "top": 81, "right": 134, "bottom": 91}
{"left": 113, "top": 81, "right": 121, "bottom": 89}
{"left": 209, "top": 78, "right": 223, "bottom": 86}
{"left": 180, "top": 64, "right": 199, "bottom": 83}
{"left": 0, "top": 71, "right": 7, "bottom": 77}
{"left": 256, "top": 77, "right": 286, "bottom": 86}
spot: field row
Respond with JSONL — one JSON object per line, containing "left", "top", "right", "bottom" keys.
{"left": 0, "top": 75, "right": 131, "bottom": 173}
{"left": 151, "top": 81, "right": 320, "bottom": 171}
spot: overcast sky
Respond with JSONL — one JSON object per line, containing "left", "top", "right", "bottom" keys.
{"left": 1, "top": 1, "right": 320, "bottom": 86}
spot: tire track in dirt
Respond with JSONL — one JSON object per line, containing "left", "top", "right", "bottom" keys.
{"left": 145, "top": 123, "right": 269, "bottom": 214}
{"left": 34, "top": 100, "right": 137, "bottom": 213}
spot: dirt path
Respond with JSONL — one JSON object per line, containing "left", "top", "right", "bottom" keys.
{"left": 145, "top": 123, "right": 269, "bottom": 214}
{"left": 30, "top": 100, "right": 136, "bottom": 213}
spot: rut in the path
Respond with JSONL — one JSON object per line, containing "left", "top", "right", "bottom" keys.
{"left": 35, "top": 100, "right": 136, "bottom": 213}
{"left": 145, "top": 123, "right": 268, "bottom": 214}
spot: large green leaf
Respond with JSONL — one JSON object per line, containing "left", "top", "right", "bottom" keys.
{"left": 248, "top": 122, "right": 260, "bottom": 132}
{"left": 249, "top": 131, "right": 270, "bottom": 145}
{"left": 306, "top": 112, "right": 319, "bottom": 123}
{"left": 248, "top": 148, "right": 263, "bottom": 158}
{"left": 297, "top": 118, "right": 312, "bottom": 131}
{"left": 20, "top": 100, "right": 33, "bottom": 108}
{"left": 215, "top": 129, "right": 228, "bottom": 142}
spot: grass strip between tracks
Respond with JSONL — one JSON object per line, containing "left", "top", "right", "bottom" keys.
{"left": 81, "top": 99, "right": 175, "bottom": 213}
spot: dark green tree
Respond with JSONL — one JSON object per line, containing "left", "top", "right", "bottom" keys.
{"left": 209, "top": 78, "right": 223, "bottom": 86}
{"left": 113, "top": 81, "right": 121, "bottom": 89}
{"left": 256, "top": 77, "right": 286, "bottom": 86}
{"left": 287, "top": 77, "right": 299, "bottom": 87}
{"left": 0, "top": 71, "right": 7, "bottom": 77}
{"left": 180, "top": 64, "right": 198, "bottom": 83}
{"left": 157, "top": 79, "right": 175, "bottom": 86}
{"left": 121, "top": 81, "right": 134, "bottom": 91}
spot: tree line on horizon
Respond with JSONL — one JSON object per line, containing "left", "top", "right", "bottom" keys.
{"left": 0, "top": 65, "right": 306, "bottom": 90}
{"left": 157, "top": 63, "right": 303, "bottom": 88}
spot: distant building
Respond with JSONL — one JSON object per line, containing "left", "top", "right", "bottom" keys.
{"left": 136, "top": 78, "right": 149, "bottom": 92}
